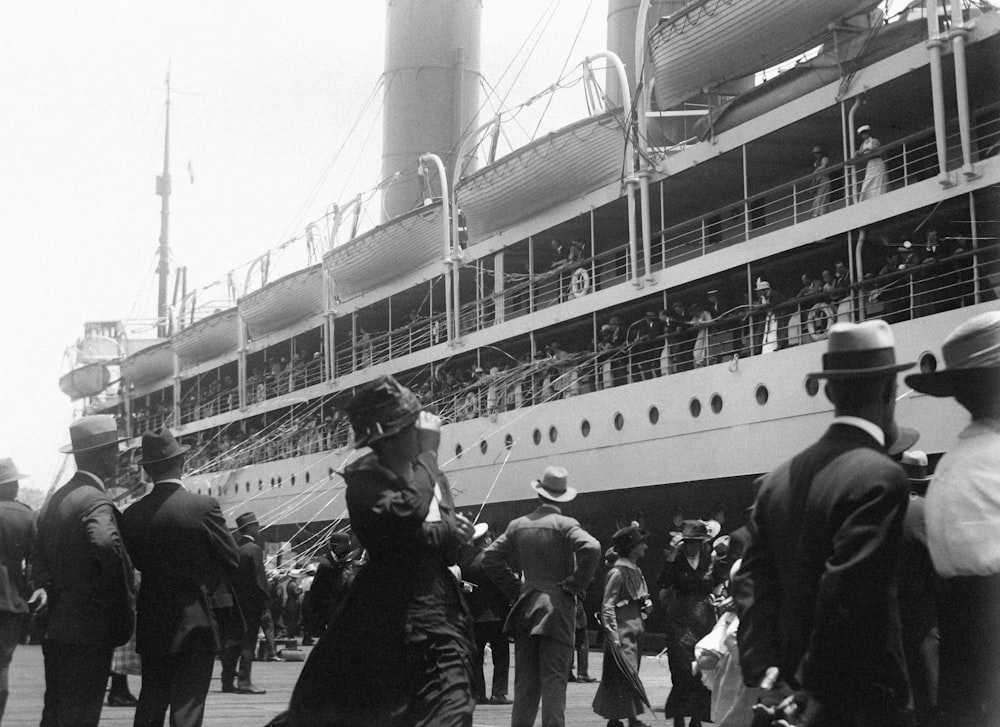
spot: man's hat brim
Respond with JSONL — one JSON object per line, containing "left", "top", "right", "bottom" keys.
{"left": 135, "top": 443, "right": 191, "bottom": 465}
{"left": 808, "top": 361, "right": 914, "bottom": 380}
{"left": 531, "top": 480, "right": 577, "bottom": 502}
{"left": 905, "top": 367, "right": 1000, "bottom": 397}
{"left": 59, "top": 435, "right": 131, "bottom": 454}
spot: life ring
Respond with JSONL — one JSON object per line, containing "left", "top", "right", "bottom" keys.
{"left": 806, "top": 302, "right": 835, "bottom": 341}
{"left": 570, "top": 267, "right": 590, "bottom": 298}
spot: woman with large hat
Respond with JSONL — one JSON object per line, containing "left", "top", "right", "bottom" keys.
{"left": 656, "top": 520, "right": 718, "bottom": 727}
{"left": 593, "top": 523, "right": 653, "bottom": 727}
{"left": 273, "top": 375, "right": 476, "bottom": 727}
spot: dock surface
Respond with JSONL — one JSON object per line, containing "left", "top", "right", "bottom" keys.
{"left": 7, "top": 643, "right": 683, "bottom": 726}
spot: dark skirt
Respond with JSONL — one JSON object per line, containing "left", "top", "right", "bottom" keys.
{"left": 662, "top": 597, "right": 714, "bottom": 720}
{"left": 273, "top": 566, "right": 475, "bottom": 727}
{"left": 592, "top": 607, "right": 648, "bottom": 721}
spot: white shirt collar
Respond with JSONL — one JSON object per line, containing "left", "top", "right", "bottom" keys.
{"left": 831, "top": 416, "right": 886, "bottom": 446}
{"left": 77, "top": 470, "right": 105, "bottom": 490}
{"left": 154, "top": 478, "right": 184, "bottom": 486}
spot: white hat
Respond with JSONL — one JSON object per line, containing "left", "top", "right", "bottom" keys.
{"left": 808, "top": 320, "right": 915, "bottom": 380}
{"left": 857, "top": 124, "right": 871, "bottom": 134}
{"left": 531, "top": 465, "right": 577, "bottom": 502}
{"left": 755, "top": 278, "right": 771, "bottom": 292}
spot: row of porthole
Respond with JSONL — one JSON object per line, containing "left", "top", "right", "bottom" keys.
{"left": 198, "top": 465, "right": 344, "bottom": 497}
{"left": 454, "top": 375, "right": 832, "bottom": 459}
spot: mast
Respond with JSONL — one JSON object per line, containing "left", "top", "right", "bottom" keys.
{"left": 155, "top": 70, "right": 172, "bottom": 337}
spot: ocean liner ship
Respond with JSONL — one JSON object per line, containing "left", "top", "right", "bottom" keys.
{"left": 60, "top": 0, "right": 999, "bottom": 585}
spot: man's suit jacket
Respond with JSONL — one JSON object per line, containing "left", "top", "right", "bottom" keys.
{"left": 121, "top": 481, "right": 240, "bottom": 655}
{"left": 31, "top": 471, "right": 134, "bottom": 646}
{"left": 0, "top": 497, "right": 36, "bottom": 614}
{"left": 734, "top": 423, "right": 910, "bottom": 712}
{"left": 232, "top": 534, "right": 269, "bottom": 622}
{"left": 483, "top": 503, "right": 599, "bottom": 647}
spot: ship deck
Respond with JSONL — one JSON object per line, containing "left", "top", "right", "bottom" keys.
{"left": 6, "top": 643, "right": 682, "bottom": 726}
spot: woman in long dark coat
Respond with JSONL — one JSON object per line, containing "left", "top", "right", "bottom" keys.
{"left": 593, "top": 524, "right": 653, "bottom": 727}
{"left": 270, "top": 375, "right": 476, "bottom": 727}
{"left": 657, "top": 520, "right": 717, "bottom": 727}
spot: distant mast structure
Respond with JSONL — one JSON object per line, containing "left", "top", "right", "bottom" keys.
{"left": 156, "top": 72, "right": 172, "bottom": 337}
{"left": 380, "top": 0, "right": 483, "bottom": 222}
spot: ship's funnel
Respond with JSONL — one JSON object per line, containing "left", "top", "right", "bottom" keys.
{"left": 381, "top": 0, "right": 482, "bottom": 222}
{"left": 606, "top": 0, "right": 685, "bottom": 106}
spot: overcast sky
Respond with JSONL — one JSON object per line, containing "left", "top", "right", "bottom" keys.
{"left": 0, "top": 1, "right": 608, "bottom": 495}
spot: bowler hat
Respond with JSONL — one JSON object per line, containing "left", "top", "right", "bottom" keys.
{"left": 680, "top": 520, "right": 712, "bottom": 541}
{"left": 59, "top": 415, "right": 129, "bottom": 454}
{"left": 236, "top": 512, "right": 259, "bottom": 530}
{"left": 808, "top": 320, "right": 914, "bottom": 380}
{"left": 135, "top": 428, "right": 190, "bottom": 465}
{"left": 612, "top": 522, "right": 648, "bottom": 554}
{"left": 905, "top": 311, "right": 1000, "bottom": 397}
{"left": 0, "top": 458, "right": 26, "bottom": 486}
{"left": 344, "top": 375, "right": 423, "bottom": 448}
{"left": 531, "top": 465, "right": 577, "bottom": 502}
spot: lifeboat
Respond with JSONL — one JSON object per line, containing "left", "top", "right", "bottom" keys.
{"left": 325, "top": 203, "right": 444, "bottom": 301}
{"left": 59, "top": 362, "right": 112, "bottom": 400}
{"left": 649, "top": 0, "right": 881, "bottom": 111}
{"left": 121, "top": 340, "right": 174, "bottom": 388}
{"left": 173, "top": 308, "right": 239, "bottom": 366}
{"left": 456, "top": 109, "right": 626, "bottom": 241}
{"left": 240, "top": 263, "right": 324, "bottom": 339}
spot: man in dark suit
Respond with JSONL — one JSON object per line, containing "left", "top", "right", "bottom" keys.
{"left": 0, "top": 458, "right": 36, "bottom": 722}
{"left": 221, "top": 511, "right": 269, "bottom": 694}
{"left": 305, "top": 530, "right": 358, "bottom": 637}
{"left": 121, "top": 429, "right": 241, "bottom": 726}
{"left": 32, "top": 415, "right": 135, "bottom": 727}
{"left": 734, "top": 320, "right": 914, "bottom": 727}
{"left": 483, "top": 466, "right": 600, "bottom": 727}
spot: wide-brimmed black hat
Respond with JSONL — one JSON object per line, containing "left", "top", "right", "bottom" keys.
{"left": 135, "top": 428, "right": 190, "bottom": 465}
{"left": 680, "top": 520, "right": 712, "bottom": 542}
{"left": 905, "top": 311, "right": 1000, "bottom": 397}
{"left": 612, "top": 523, "right": 649, "bottom": 554}
{"left": 808, "top": 320, "right": 914, "bottom": 380}
{"left": 344, "top": 375, "right": 423, "bottom": 448}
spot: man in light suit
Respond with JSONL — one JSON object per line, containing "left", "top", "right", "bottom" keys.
{"left": 121, "top": 429, "right": 241, "bottom": 726}
{"left": 483, "top": 466, "right": 600, "bottom": 727}
{"left": 32, "top": 415, "right": 135, "bottom": 727}
{"left": 734, "top": 320, "right": 914, "bottom": 727}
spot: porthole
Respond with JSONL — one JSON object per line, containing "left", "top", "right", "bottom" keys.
{"left": 689, "top": 398, "right": 702, "bottom": 417}
{"left": 504, "top": 433, "right": 514, "bottom": 450}
{"left": 291, "top": 475, "right": 296, "bottom": 486}
{"left": 805, "top": 376, "right": 820, "bottom": 397}
{"left": 648, "top": 406, "right": 659, "bottom": 424}
{"left": 258, "top": 482, "right": 262, "bottom": 491}
{"left": 245, "top": 482, "right": 250, "bottom": 493}
{"left": 479, "top": 440, "right": 488, "bottom": 455}
{"left": 533, "top": 429, "right": 542, "bottom": 445}
{"left": 270, "top": 477, "right": 275, "bottom": 488}
{"left": 277, "top": 476, "right": 282, "bottom": 488}
{"left": 614, "top": 412, "right": 625, "bottom": 431}
{"left": 548, "top": 426, "right": 558, "bottom": 443}
{"left": 711, "top": 394, "right": 723, "bottom": 414}
{"left": 755, "top": 385, "right": 769, "bottom": 405}
{"left": 581, "top": 419, "right": 591, "bottom": 437}
{"left": 918, "top": 351, "right": 938, "bottom": 374}
{"left": 455, "top": 444, "right": 463, "bottom": 458}
{"left": 328, "top": 467, "right": 334, "bottom": 478}
{"left": 305, "top": 471, "right": 311, "bottom": 484}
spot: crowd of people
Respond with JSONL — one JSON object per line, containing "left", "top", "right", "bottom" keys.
{"left": 4, "top": 310, "right": 996, "bottom": 726}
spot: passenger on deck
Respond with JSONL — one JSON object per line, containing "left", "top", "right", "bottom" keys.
{"left": 809, "top": 145, "right": 832, "bottom": 217}
{"left": 856, "top": 125, "right": 888, "bottom": 201}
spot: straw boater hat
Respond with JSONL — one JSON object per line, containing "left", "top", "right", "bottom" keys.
{"left": 808, "top": 320, "right": 914, "bottom": 380}
{"left": 0, "top": 458, "right": 27, "bottom": 486}
{"left": 905, "top": 311, "right": 1000, "bottom": 397}
{"left": 344, "top": 375, "right": 423, "bottom": 448}
{"left": 857, "top": 124, "right": 872, "bottom": 134}
{"left": 135, "top": 428, "right": 190, "bottom": 466}
{"left": 899, "top": 450, "right": 933, "bottom": 488}
{"left": 612, "top": 522, "right": 648, "bottom": 555}
{"left": 531, "top": 465, "right": 577, "bottom": 503}
{"left": 59, "top": 415, "right": 129, "bottom": 454}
